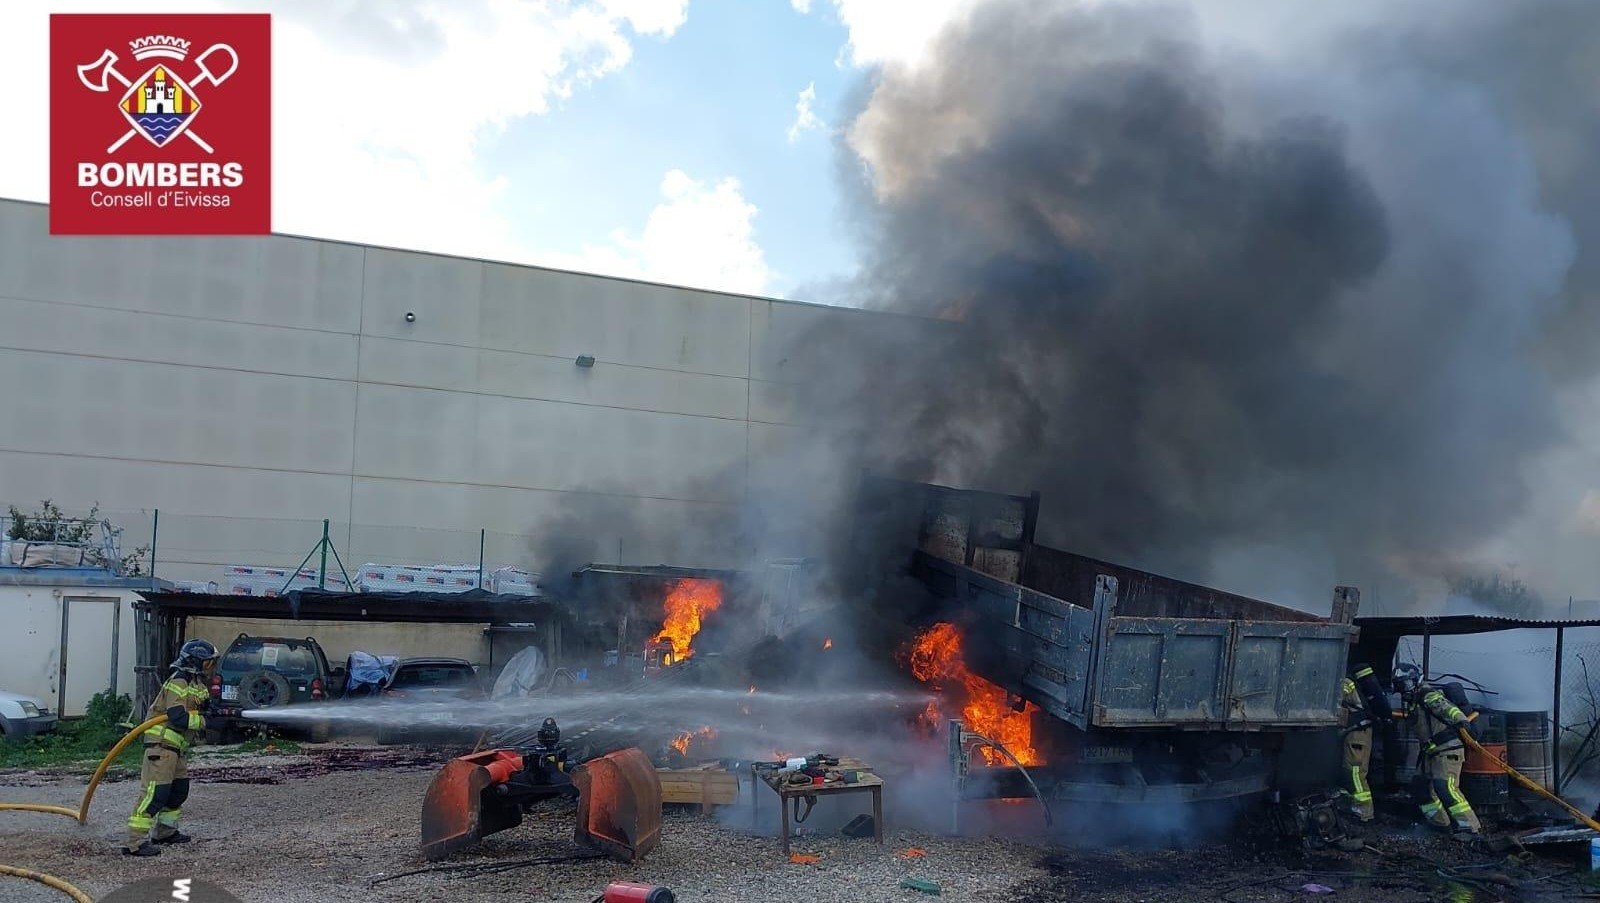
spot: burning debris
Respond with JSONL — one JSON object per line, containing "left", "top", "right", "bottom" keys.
{"left": 652, "top": 578, "right": 724, "bottom": 661}
{"left": 670, "top": 726, "right": 717, "bottom": 758}
{"left": 906, "top": 622, "right": 1039, "bottom": 766}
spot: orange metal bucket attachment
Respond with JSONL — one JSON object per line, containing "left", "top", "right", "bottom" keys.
{"left": 574, "top": 747, "right": 663, "bottom": 862}
{"left": 420, "top": 750, "right": 526, "bottom": 861}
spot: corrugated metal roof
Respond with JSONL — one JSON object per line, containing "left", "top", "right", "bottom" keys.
{"left": 1355, "top": 614, "right": 1600, "bottom": 637}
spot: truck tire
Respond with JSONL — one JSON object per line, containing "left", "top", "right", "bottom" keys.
{"left": 238, "top": 670, "right": 292, "bottom": 709}
{"left": 307, "top": 719, "right": 331, "bottom": 743}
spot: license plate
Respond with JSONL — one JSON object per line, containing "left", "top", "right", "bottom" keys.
{"left": 220, "top": 685, "right": 239, "bottom": 701}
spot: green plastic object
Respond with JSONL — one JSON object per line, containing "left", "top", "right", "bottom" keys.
{"left": 900, "top": 877, "right": 941, "bottom": 895}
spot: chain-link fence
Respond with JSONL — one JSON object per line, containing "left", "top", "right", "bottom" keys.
{"left": 2, "top": 499, "right": 545, "bottom": 591}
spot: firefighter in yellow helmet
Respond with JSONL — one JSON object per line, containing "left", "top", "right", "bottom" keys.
{"left": 124, "top": 638, "right": 220, "bottom": 856}
{"left": 1393, "top": 662, "right": 1481, "bottom": 834}
{"left": 1338, "top": 663, "right": 1390, "bottom": 822}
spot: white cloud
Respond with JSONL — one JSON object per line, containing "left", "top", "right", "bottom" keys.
{"left": 0, "top": 1, "right": 695, "bottom": 276}
{"left": 543, "top": 169, "right": 773, "bottom": 295}
{"left": 596, "top": 0, "right": 690, "bottom": 37}
{"left": 801, "top": 0, "right": 980, "bottom": 70}
{"left": 787, "top": 82, "right": 824, "bottom": 142}
{"left": 791, "top": 0, "right": 813, "bottom": 13}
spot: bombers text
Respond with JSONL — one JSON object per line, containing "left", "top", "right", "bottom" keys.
{"left": 77, "top": 161, "right": 245, "bottom": 189}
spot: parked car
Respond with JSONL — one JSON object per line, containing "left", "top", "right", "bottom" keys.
{"left": 374, "top": 657, "right": 483, "bottom": 745}
{"left": 0, "top": 689, "right": 57, "bottom": 740}
{"left": 207, "top": 634, "right": 344, "bottom": 742}
{"left": 383, "top": 657, "right": 484, "bottom": 700}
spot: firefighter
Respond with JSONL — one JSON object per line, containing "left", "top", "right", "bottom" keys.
{"left": 1338, "top": 662, "right": 1389, "bottom": 821}
{"left": 124, "top": 638, "right": 220, "bottom": 856}
{"left": 1392, "top": 662, "right": 1481, "bottom": 834}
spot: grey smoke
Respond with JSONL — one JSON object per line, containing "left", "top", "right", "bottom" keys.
{"left": 779, "top": 0, "right": 1588, "bottom": 611}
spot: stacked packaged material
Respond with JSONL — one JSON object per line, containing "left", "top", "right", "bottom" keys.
{"left": 222, "top": 565, "right": 337, "bottom": 597}
{"left": 487, "top": 566, "right": 540, "bottom": 596}
{"left": 356, "top": 563, "right": 479, "bottom": 594}
{"left": 172, "top": 579, "right": 221, "bottom": 594}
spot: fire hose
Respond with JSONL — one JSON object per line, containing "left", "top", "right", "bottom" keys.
{"left": 0, "top": 714, "right": 168, "bottom": 823}
{"left": 1458, "top": 727, "right": 1600, "bottom": 833}
{"left": 0, "top": 715, "right": 168, "bottom": 903}
{"left": 0, "top": 865, "right": 93, "bottom": 903}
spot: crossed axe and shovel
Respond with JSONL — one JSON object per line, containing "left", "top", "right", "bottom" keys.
{"left": 77, "top": 43, "right": 239, "bottom": 155}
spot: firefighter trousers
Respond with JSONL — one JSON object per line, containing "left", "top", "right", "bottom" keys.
{"left": 125, "top": 745, "right": 191, "bottom": 849}
{"left": 1340, "top": 727, "right": 1374, "bottom": 821}
{"left": 1412, "top": 745, "right": 1480, "bottom": 833}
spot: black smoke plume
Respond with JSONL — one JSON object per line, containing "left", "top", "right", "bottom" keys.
{"left": 781, "top": 0, "right": 1585, "bottom": 610}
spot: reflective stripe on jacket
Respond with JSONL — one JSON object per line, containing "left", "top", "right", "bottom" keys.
{"left": 141, "top": 676, "right": 206, "bottom": 752}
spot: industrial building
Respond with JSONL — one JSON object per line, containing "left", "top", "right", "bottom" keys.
{"left": 0, "top": 196, "right": 868, "bottom": 583}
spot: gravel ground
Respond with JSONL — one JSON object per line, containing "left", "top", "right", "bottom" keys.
{"left": 1, "top": 745, "right": 1592, "bottom": 903}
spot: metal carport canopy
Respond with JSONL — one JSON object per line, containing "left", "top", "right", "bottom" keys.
{"left": 1352, "top": 613, "right": 1600, "bottom": 796}
{"left": 136, "top": 588, "right": 561, "bottom": 622}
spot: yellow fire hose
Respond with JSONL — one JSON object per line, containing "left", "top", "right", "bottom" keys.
{"left": 0, "top": 714, "right": 168, "bottom": 823}
{"left": 1459, "top": 727, "right": 1600, "bottom": 833}
{"left": 0, "top": 715, "right": 168, "bottom": 903}
{"left": 0, "top": 865, "right": 93, "bottom": 903}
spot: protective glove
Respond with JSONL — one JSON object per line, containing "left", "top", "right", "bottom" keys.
{"left": 1460, "top": 719, "right": 1481, "bottom": 741}
{"left": 165, "top": 704, "right": 189, "bottom": 728}
{"left": 203, "top": 713, "right": 229, "bottom": 733}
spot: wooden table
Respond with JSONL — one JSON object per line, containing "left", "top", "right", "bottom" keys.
{"left": 751, "top": 760, "right": 883, "bottom": 855}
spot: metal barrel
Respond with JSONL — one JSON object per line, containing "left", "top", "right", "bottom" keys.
{"left": 1503, "top": 711, "right": 1552, "bottom": 800}
{"left": 1464, "top": 741, "right": 1508, "bottom": 775}
{"left": 1471, "top": 709, "right": 1507, "bottom": 744}
{"left": 1459, "top": 771, "right": 1510, "bottom": 808}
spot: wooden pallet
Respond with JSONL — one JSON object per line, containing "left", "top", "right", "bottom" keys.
{"left": 657, "top": 764, "right": 740, "bottom": 813}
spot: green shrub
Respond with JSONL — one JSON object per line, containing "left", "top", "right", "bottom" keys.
{"left": 0, "top": 690, "right": 142, "bottom": 770}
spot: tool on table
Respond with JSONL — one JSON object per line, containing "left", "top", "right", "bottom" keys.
{"left": 754, "top": 753, "right": 840, "bottom": 774}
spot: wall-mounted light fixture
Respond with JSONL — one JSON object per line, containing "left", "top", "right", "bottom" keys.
{"left": 575, "top": 354, "right": 596, "bottom": 368}
{"left": 404, "top": 311, "right": 416, "bottom": 323}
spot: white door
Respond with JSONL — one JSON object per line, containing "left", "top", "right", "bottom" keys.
{"left": 60, "top": 597, "right": 120, "bottom": 717}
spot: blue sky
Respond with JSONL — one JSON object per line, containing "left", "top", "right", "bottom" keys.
{"left": 485, "top": 0, "right": 860, "bottom": 296}
{"left": 4, "top": 1, "right": 972, "bottom": 302}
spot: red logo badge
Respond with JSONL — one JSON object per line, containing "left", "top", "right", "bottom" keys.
{"left": 50, "top": 14, "right": 271, "bottom": 234}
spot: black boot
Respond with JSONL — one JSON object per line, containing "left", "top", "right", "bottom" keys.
{"left": 122, "top": 841, "right": 161, "bottom": 857}
{"left": 152, "top": 831, "right": 192, "bottom": 845}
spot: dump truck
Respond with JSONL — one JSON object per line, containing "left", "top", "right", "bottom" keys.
{"left": 858, "top": 476, "right": 1359, "bottom": 805}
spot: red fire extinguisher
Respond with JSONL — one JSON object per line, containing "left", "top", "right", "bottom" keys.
{"left": 600, "top": 881, "right": 675, "bottom": 903}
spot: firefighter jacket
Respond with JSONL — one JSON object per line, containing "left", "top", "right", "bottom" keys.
{"left": 1339, "top": 678, "right": 1368, "bottom": 731}
{"left": 142, "top": 674, "right": 209, "bottom": 754}
{"left": 1409, "top": 682, "right": 1471, "bottom": 755}
{"left": 1340, "top": 665, "right": 1390, "bottom": 733}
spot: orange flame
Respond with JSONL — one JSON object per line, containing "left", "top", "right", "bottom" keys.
{"left": 653, "top": 578, "right": 723, "bottom": 659}
{"left": 907, "top": 622, "right": 1040, "bottom": 765}
{"left": 670, "top": 725, "right": 717, "bottom": 756}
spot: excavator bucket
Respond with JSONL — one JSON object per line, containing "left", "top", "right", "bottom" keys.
{"left": 420, "top": 750, "right": 527, "bottom": 861}
{"left": 573, "top": 747, "right": 663, "bottom": 862}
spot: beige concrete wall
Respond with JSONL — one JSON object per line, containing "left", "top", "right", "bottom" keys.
{"left": 0, "top": 197, "right": 876, "bottom": 581}
{"left": 0, "top": 584, "right": 142, "bottom": 717}
{"left": 187, "top": 617, "right": 492, "bottom": 666}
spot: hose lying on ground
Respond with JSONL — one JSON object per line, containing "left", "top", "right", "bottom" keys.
{"left": 0, "top": 714, "right": 177, "bottom": 903}
{"left": 0, "top": 864, "right": 94, "bottom": 903}
{"left": 1459, "top": 727, "right": 1600, "bottom": 832}
{"left": 0, "top": 714, "right": 168, "bottom": 824}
